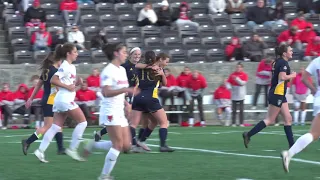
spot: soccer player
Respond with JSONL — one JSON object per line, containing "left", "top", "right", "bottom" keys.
{"left": 83, "top": 43, "right": 138, "bottom": 180}
{"left": 242, "top": 44, "right": 296, "bottom": 148}
{"left": 22, "top": 47, "right": 65, "bottom": 155}
{"left": 33, "top": 43, "right": 87, "bottom": 163}
{"left": 130, "top": 51, "right": 174, "bottom": 152}
{"left": 281, "top": 57, "right": 320, "bottom": 172}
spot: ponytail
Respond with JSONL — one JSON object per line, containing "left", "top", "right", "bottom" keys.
{"left": 39, "top": 52, "right": 55, "bottom": 75}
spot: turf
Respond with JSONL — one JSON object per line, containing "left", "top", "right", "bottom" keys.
{"left": 1, "top": 126, "right": 320, "bottom": 180}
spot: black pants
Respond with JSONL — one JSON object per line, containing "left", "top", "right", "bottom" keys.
{"left": 157, "top": 20, "right": 171, "bottom": 26}
{"left": 189, "top": 95, "right": 205, "bottom": 122}
{"left": 137, "top": 18, "right": 154, "bottom": 27}
{"left": 253, "top": 84, "right": 269, "bottom": 107}
{"left": 250, "top": 55, "right": 262, "bottom": 62}
{"left": 159, "top": 90, "right": 174, "bottom": 105}
{"left": 1, "top": 105, "right": 12, "bottom": 127}
{"left": 176, "top": 91, "right": 187, "bottom": 105}
{"left": 232, "top": 100, "right": 244, "bottom": 125}
{"left": 79, "top": 104, "right": 91, "bottom": 124}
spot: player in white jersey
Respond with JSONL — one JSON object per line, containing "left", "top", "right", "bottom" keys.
{"left": 83, "top": 43, "right": 138, "bottom": 180}
{"left": 281, "top": 56, "right": 320, "bottom": 172}
{"left": 33, "top": 43, "right": 88, "bottom": 163}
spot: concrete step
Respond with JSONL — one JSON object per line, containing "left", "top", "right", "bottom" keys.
{"left": 0, "top": 58, "right": 11, "bottom": 64}
{"left": 0, "top": 48, "right": 8, "bottom": 54}
{"left": 0, "top": 42, "right": 9, "bottom": 48}
{"left": 0, "top": 36, "right": 6, "bottom": 41}
{"left": 0, "top": 53, "right": 12, "bottom": 60}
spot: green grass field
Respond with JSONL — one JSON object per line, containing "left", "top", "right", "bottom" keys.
{"left": 1, "top": 126, "right": 320, "bottom": 180}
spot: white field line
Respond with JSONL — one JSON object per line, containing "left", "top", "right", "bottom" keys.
{"left": 259, "top": 132, "right": 304, "bottom": 137}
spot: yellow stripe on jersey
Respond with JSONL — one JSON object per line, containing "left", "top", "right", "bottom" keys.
{"left": 152, "top": 81, "right": 160, "bottom": 98}
{"left": 47, "top": 85, "right": 58, "bottom": 105}
{"left": 274, "top": 81, "right": 285, "bottom": 95}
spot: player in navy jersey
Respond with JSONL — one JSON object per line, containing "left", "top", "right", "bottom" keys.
{"left": 243, "top": 44, "right": 296, "bottom": 149}
{"left": 130, "top": 51, "right": 174, "bottom": 152}
{"left": 22, "top": 46, "right": 65, "bottom": 155}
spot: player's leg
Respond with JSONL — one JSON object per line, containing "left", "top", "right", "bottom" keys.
{"left": 66, "top": 107, "right": 87, "bottom": 161}
{"left": 137, "top": 113, "right": 148, "bottom": 140}
{"left": 280, "top": 102, "right": 295, "bottom": 148}
{"left": 128, "top": 109, "right": 142, "bottom": 148}
{"left": 300, "top": 101, "right": 307, "bottom": 126}
{"left": 293, "top": 100, "right": 300, "bottom": 125}
{"left": 138, "top": 113, "right": 157, "bottom": 151}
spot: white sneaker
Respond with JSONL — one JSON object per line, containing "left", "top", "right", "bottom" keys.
{"left": 231, "top": 124, "right": 237, "bottom": 127}
{"left": 34, "top": 149, "right": 49, "bottom": 163}
{"left": 66, "top": 148, "right": 86, "bottom": 161}
{"left": 274, "top": 123, "right": 280, "bottom": 126}
{"left": 98, "top": 174, "right": 114, "bottom": 180}
{"left": 281, "top": 150, "right": 291, "bottom": 173}
{"left": 83, "top": 139, "right": 95, "bottom": 158}
{"left": 137, "top": 141, "right": 151, "bottom": 151}
{"left": 251, "top": 106, "right": 256, "bottom": 110}
{"left": 130, "top": 145, "right": 145, "bottom": 153}
{"left": 239, "top": 124, "right": 245, "bottom": 127}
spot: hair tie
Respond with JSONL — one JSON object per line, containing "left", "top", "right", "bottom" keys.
{"left": 130, "top": 47, "right": 141, "bottom": 54}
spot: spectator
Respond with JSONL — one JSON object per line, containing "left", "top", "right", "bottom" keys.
{"left": 67, "top": 25, "right": 85, "bottom": 50}
{"left": 226, "top": 0, "right": 245, "bottom": 14}
{"left": 75, "top": 81, "right": 97, "bottom": 125}
{"left": 30, "top": 23, "right": 52, "bottom": 51}
{"left": 86, "top": 68, "right": 100, "bottom": 91}
{"left": 299, "top": 23, "right": 317, "bottom": 45}
{"left": 159, "top": 68, "right": 176, "bottom": 106}
{"left": 187, "top": 70, "right": 207, "bottom": 127}
{"left": 225, "top": 37, "right": 244, "bottom": 61}
{"left": 271, "top": 2, "right": 287, "bottom": 26}
{"left": 60, "top": 0, "right": 80, "bottom": 26}
{"left": 213, "top": 79, "right": 232, "bottom": 126}
{"left": 208, "top": 0, "right": 226, "bottom": 14}
{"left": 13, "top": 84, "right": 30, "bottom": 126}
{"left": 24, "top": 0, "right": 46, "bottom": 28}
{"left": 297, "top": 0, "right": 315, "bottom": 15}
{"left": 291, "top": 12, "right": 309, "bottom": 31}
{"left": 90, "top": 30, "right": 107, "bottom": 51}
{"left": 226, "top": 62, "right": 248, "bottom": 127}
{"left": 303, "top": 36, "right": 320, "bottom": 61}
{"left": 246, "top": 0, "right": 274, "bottom": 29}
{"left": 156, "top": 0, "right": 171, "bottom": 26}
{"left": 252, "top": 57, "right": 273, "bottom": 109}
{"left": 243, "top": 33, "right": 268, "bottom": 62}
{"left": 2, "top": 0, "right": 20, "bottom": 14}
{"left": 172, "top": 2, "right": 199, "bottom": 29}
{"left": 0, "top": 83, "right": 14, "bottom": 129}
{"left": 26, "top": 75, "right": 43, "bottom": 129}
{"left": 137, "top": 3, "right": 158, "bottom": 27}
{"left": 51, "top": 27, "right": 67, "bottom": 50}
{"left": 277, "top": 26, "right": 303, "bottom": 51}
{"left": 176, "top": 66, "right": 192, "bottom": 107}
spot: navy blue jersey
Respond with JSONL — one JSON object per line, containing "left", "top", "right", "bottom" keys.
{"left": 121, "top": 60, "right": 137, "bottom": 87}
{"left": 270, "top": 58, "right": 291, "bottom": 96}
{"left": 40, "top": 65, "right": 58, "bottom": 105}
{"left": 136, "top": 68, "right": 161, "bottom": 98}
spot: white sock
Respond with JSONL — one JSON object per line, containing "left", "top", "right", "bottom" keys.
{"left": 94, "top": 141, "right": 112, "bottom": 151}
{"left": 35, "top": 121, "right": 40, "bottom": 129}
{"left": 301, "top": 111, "right": 306, "bottom": 124}
{"left": 39, "top": 124, "right": 61, "bottom": 152}
{"left": 101, "top": 148, "right": 120, "bottom": 176}
{"left": 69, "top": 121, "right": 87, "bottom": 150}
{"left": 288, "top": 133, "right": 314, "bottom": 158}
{"left": 41, "top": 121, "right": 44, "bottom": 127}
{"left": 293, "top": 111, "right": 299, "bottom": 124}
{"left": 188, "top": 118, "right": 194, "bottom": 126}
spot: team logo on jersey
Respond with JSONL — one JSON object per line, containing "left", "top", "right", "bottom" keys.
{"left": 277, "top": 100, "right": 282, "bottom": 106}
{"left": 70, "top": 74, "right": 76, "bottom": 78}
{"left": 107, "top": 115, "right": 113, "bottom": 122}
{"left": 58, "top": 68, "right": 64, "bottom": 72}
{"left": 283, "top": 66, "right": 287, "bottom": 70}
{"left": 102, "top": 75, "right": 109, "bottom": 81}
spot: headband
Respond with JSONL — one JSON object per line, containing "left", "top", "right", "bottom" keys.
{"left": 130, "top": 47, "right": 141, "bottom": 54}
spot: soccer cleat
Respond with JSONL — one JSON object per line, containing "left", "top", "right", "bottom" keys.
{"left": 34, "top": 149, "right": 49, "bottom": 163}
{"left": 242, "top": 132, "right": 250, "bottom": 149}
{"left": 21, "top": 139, "right": 30, "bottom": 155}
{"left": 98, "top": 174, "right": 114, "bottom": 180}
{"left": 281, "top": 151, "right": 291, "bottom": 173}
{"left": 83, "top": 139, "right": 95, "bottom": 158}
{"left": 66, "top": 148, "right": 86, "bottom": 162}
{"left": 160, "top": 145, "right": 175, "bottom": 152}
{"left": 57, "top": 148, "right": 66, "bottom": 155}
{"left": 94, "top": 131, "right": 102, "bottom": 142}
{"left": 137, "top": 141, "right": 151, "bottom": 151}
{"left": 130, "top": 145, "right": 145, "bottom": 153}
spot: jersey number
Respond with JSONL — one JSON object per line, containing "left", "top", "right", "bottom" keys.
{"left": 140, "top": 69, "right": 153, "bottom": 81}
{"left": 42, "top": 69, "right": 50, "bottom": 81}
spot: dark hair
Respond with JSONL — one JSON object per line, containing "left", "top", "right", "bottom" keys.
{"left": 55, "top": 43, "right": 76, "bottom": 60}
{"left": 275, "top": 44, "right": 290, "bottom": 59}
{"left": 237, "top": 62, "right": 243, "bottom": 67}
{"left": 144, "top": 51, "right": 156, "bottom": 65}
{"left": 102, "top": 43, "right": 126, "bottom": 60}
{"left": 30, "top": 75, "right": 40, "bottom": 81}
{"left": 156, "top": 53, "right": 169, "bottom": 61}
{"left": 39, "top": 52, "right": 56, "bottom": 75}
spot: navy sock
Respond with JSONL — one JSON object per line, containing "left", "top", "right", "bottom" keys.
{"left": 159, "top": 128, "right": 168, "bottom": 147}
{"left": 26, "top": 132, "right": 39, "bottom": 145}
{"left": 100, "top": 128, "right": 108, "bottom": 136}
{"left": 284, "top": 125, "right": 295, "bottom": 148}
{"left": 247, "top": 121, "right": 266, "bottom": 138}
{"left": 140, "top": 127, "right": 153, "bottom": 142}
{"left": 137, "top": 128, "right": 145, "bottom": 140}
{"left": 130, "top": 126, "right": 137, "bottom": 145}
{"left": 55, "top": 132, "right": 64, "bottom": 151}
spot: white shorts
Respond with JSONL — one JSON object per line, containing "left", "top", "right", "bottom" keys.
{"left": 53, "top": 101, "right": 79, "bottom": 113}
{"left": 99, "top": 107, "right": 128, "bottom": 127}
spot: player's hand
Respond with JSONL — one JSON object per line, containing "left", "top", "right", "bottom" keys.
{"left": 126, "top": 87, "right": 140, "bottom": 96}
{"left": 151, "top": 64, "right": 160, "bottom": 71}
{"left": 25, "top": 98, "right": 32, "bottom": 109}
{"left": 66, "top": 84, "right": 76, "bottom": 92}
{"left": 155, "top": 68, "right": 164, "bottom": 76}
{"left": 291, "top": 71, "right": 297, "bottom": 78}
{"left": 75, "top": 77, "right": 83, "bottom": 86}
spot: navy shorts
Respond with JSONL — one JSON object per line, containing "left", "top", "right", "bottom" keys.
{"left": 42, "top": 104, "right": 54, "bottom": 117}
{"left": 268, "top": 93, "right": 287, "bottom": 108}
{"left": 132, "top": 94, "right": 162, "bottom": 113}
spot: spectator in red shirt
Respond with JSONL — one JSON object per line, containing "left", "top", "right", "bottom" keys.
{"left": 30, "top": 23, "right": 52, "bottom": 51}
{"left": 225, "top": 37, "right": 244, "bottom": 61}
{"left": 0, "top": 83, "right": 14, "bottom": 129}
{"left": 299, "top": 23, "right": 317, "bottom": 44}
{"left": 277, "top": 26, "right": 302, "bottom": 51}
{"left": 176, "top": 66, "right": 191, "bottom": 88}
{"left": 159, "top": 68, "right": 176, "bottom": 106}
{"left": 213, "top": 79, "right": 232, "bottom": 126}
{"left": 86, "top": 68, "right": 100, "bottom": 91}
{"left": 291, "top": 11, "right": 309, "bottom": 31}
{"left": 187, "top": 70, "right": 207, "bottom": 127}
{"left": 172, "top": 2, "right": 199, "bottom": 28}
{"left": 75, "top": 81, "right": 97, "bottom": 124}
{"left": 60, "top": 0, "right": 80, "bottom": 26}
{"left": 13, "top": 84, "right": 29, "bottom": 125}
{"left": 304, "top": 36, "right": 320, "bottom": 61}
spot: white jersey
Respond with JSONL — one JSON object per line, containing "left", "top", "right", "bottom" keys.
{"left": 306, "top": 57, "right": 320, "bottom": 116}
{"left": 100, "top": 63, "right": 129, "bottom": 112}
{"left": 54, "top": 60, "right": 77, "bottom": 103}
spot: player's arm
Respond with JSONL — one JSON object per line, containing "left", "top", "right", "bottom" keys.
{"left": 156, "top": 69, "right": 167, "bottom": 86}
{"left": 303, "top": 62, "right": 317, "bottom": 95}
{"left": 101, "top": 72, "right": 136, "bottom": 97}
{"left": 51, "top": 75, "right": 74, "bottom": 90}
{"left": 279, "top": 62, "right": 296, "bottom": 81}
{"left": 135, "top": 63, "right": 159, "bottom": 70}
{"left": 28, "top": 79, "right": 43, "bottom": 101}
